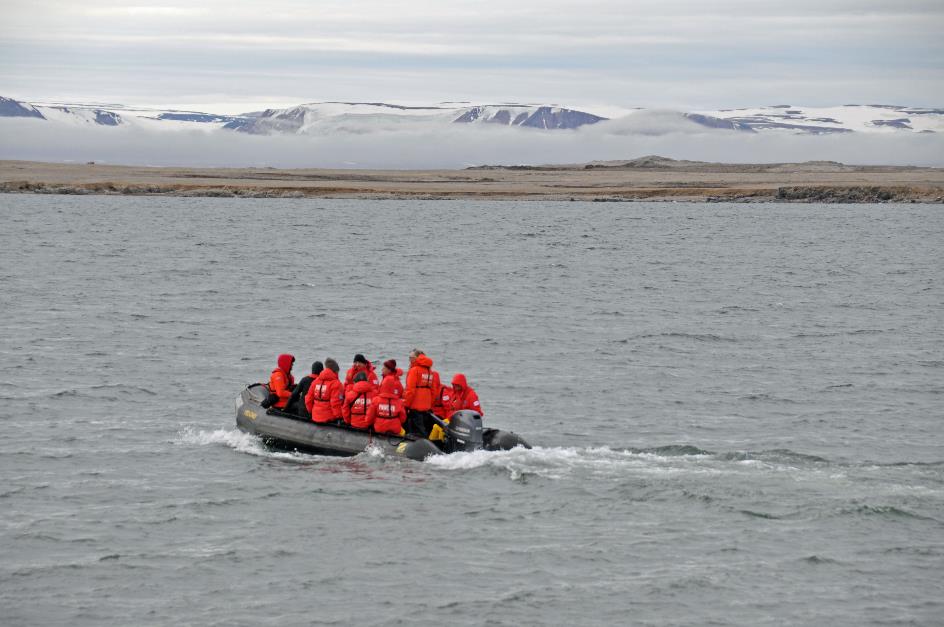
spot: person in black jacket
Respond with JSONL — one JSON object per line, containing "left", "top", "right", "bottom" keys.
{"left": 284, "top": 361, "right": 323, "bottom": 418}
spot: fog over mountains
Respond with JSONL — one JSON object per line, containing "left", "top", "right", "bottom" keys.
{"left": 1, "top": 96, "right": 942, "bottom": 168}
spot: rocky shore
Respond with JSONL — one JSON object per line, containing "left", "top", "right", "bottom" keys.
{"left": 2, "top": 158, "right": 942, "bottom": 203}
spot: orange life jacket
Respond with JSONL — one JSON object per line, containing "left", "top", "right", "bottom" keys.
{"left": 404, "top": 355, "right": 440, "bottom": 411}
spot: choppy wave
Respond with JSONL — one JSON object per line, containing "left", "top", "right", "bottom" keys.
{"left": 802, "top": 555, "right": 841, "bottom": 565}
{"left": 835, "top": 504, "right": 939, "bottom": 522}
{"left": 738, "top": 392, "right": 799, "bottom": 403}
{"left": 636, "top": 332, "right": 741, "bottom": 343}
{"left": 716, "top": 449, "right": 830, "bottom": 464}
{"left": 1, "top": 383, "right": 159, "bottom": 401}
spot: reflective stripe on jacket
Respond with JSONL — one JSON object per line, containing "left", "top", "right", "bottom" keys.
{"left": 342, "top": 380, "right": 374, "bottom": 428}
{"left": 404, "top": 355, "right": 440, "bottom": 411}
{"left": 305, "top": 370, "right": 344, "bottom": 423}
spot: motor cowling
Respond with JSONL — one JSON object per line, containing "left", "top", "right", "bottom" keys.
{"left": 444, "top": 410, "right": 484, "bottom": 452}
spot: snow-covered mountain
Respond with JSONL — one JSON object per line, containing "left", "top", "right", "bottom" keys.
{"left": 0, "top": 96, "right": 249, "bottom": 132}
{"left": 0, "top": 97, "right": 607, "bottom": 133}
{"left": 0, "top": 96, "right": 44, "bottom": 119}
{"left": 694, "top": 104, "right": 944, "bottom": 134}
{"left": 2, "top": 96, "right": 941, "bottom": 136}
{"left": 222, "top": 102, "right": 606, "bottom": 134}
{"left": 452, "top": 104, "right": 606, "bottom": 129}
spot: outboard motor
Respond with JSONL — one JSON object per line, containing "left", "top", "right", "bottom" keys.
{"left": 442, "top": 410, "right": 484, "bottom": 453}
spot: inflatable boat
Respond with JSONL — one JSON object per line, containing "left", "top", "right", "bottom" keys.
{"left": 235, "top": 383, "right": 530, "bottom": 461}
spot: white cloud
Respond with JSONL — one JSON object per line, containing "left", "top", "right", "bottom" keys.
{"left": 1, "top": 0, "right": 941, "bottom": 108}
{"left": 2, "top": 116, "right": 941, "bottom": 170}
{"left": 83, "top": 6, "right": 210, "bottom": 17}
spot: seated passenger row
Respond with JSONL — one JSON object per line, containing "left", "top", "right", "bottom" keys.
{"left": 266, "top": 349, "right": 483, "bottom": 438}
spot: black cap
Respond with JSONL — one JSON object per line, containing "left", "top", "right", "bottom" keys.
{"left": 353, "top": 353, "right": 368, "bottom": 364}
{"left": 312, "top": 361, "right": 324, "bottom": 374}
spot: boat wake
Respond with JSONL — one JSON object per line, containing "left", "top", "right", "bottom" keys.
{"left": 426, "top": 445, "right": 723, "bottom": 480}
{"left": 425, "top": 445, "right": 942, "bottom": 483}
{"left": 181, "top": 428, "right": 943, "bottom": 486}
{"left": 179, "top": 428, "right": 396, "bottom": 464}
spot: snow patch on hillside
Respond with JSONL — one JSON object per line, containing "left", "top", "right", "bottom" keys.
{"left": 696, "top": 104, "right": 944, "bottom": 134}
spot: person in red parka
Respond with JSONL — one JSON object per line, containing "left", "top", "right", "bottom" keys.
{"left": 284, "top": 361, "right": 323, "bottom": 418}
{"left": 344, "top": 353, "right": 378, "bottom": 397}
{"left": 450, "top": 373, "right": 483, "bottom": 417}
{"left": 380, "top": 359, "right": 403, "bottom": 398}
{"left": 403, "top": 349, "right": 441, "bottom": 436}
{"left": 431, "top": 382, "right": 453, "bottom": 421}
{"left": 342, "top": 372, "right": 373, "bottom": 428}
{"left": 305, "top": 358, "right": 344, "bottom": 423}
{"left": 268, "top": 353, "right": 295, "bottom": 409}
{"left": 368, "top": 376, "right": 407, "bottom": 435}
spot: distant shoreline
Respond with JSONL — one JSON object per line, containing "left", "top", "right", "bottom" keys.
{"left": 2, "top": 159, "right": 943, "bottom": 203}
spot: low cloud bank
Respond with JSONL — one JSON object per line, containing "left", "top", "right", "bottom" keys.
{"left": 1, "top": 114, "right": 942, "bottom": 169}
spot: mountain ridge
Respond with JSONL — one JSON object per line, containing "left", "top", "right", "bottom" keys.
{"left": 3, "top": 96, "right": 941, "bottom": 136}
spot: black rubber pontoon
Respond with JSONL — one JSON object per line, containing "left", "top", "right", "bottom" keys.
{"left": 235, "top": 383, "right": 529, "bottom": 461}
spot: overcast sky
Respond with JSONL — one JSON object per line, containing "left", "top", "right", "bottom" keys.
{"left": 2, "top": 0, "right": 942, "bottom": 113}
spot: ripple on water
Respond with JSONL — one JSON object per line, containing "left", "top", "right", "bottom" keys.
{"left": 2, "top": 197, "right": 942, "bottom": 626}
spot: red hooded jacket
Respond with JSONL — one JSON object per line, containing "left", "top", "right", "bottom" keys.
{"left": 305, "top": 369, "right": 344, "bottom": 423}
{"left": 431, "top": 385, "right": 454, "bottom": 420}
{"left": 450, "top": 373, "right": 483, "bottom": 417}
{"left": 269, "top": 353, "right": 295, "bottom": 409}
{"left": 368, "top": 377, "right": 407, "bottom": 435}
{"left": 381, "top": 369, "right": 404, "bottom": 399}
{"left": 404, "top": 354, "right": 440, "bottom": 411}
{"left": 342, "top": 380, "right": 374, "bottom": 428}
{"left": 344, "top": 362, "right": 378, "bottom": 395}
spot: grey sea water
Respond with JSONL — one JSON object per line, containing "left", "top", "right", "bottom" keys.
{"left": 1, "top": 195, "right": 942, "bottom": 626}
